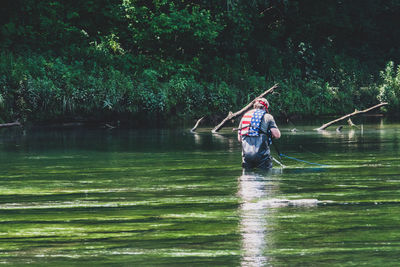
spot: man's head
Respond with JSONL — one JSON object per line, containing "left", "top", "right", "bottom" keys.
{"left": 253, "top": 98, "right": 269, "bottom": 111}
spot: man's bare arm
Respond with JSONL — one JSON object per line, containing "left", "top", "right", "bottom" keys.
{"left": 271, "top": 128, "right": 281, "bottom": 139}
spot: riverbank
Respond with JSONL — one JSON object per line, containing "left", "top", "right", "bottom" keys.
{"left": 1, "top": 112, "right": 396, "bottom": 134}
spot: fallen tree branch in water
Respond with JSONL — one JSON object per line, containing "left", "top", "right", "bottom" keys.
{"left": 105, "top": 123, "right": 116, "bottom": 129}
{"left": 211, "top": 84, "right": 278, "bottom": 133}
{"left": 315, "top": 102, "right": 388, "bottom": 131}
{"left": 190, "top": 116, "right": 205, "bottom": 132}
{"left": 0, "top": 121, "right": 21, "bottom": 128}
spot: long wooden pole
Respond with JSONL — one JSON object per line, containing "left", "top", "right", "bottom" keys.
{"left": 315, "top": 102, "right": 388, "bottom": 131}
{"left": 211, "top": 84, "right": 278, "bottom": 133}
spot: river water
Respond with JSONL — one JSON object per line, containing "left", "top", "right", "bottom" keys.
{"left": 0, "top": 119, "right": 399, "bottom": 266}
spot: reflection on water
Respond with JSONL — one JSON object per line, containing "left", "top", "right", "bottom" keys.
{"left": 238, "top": 168, "right": 325, "bottom": 267}
{"left": 318, "top": 128, "right": 360, "bottom": 140}
{"left": 238, "top": 170, "right": 280, "bottom": 267}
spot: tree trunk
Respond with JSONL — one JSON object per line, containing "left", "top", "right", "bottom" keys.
{"left": 190, "top": 116, "right": 205, "bottom": 132}
{"left": 315, "top": 102, "right": 388, "bottom": 131}
{"left": 211, "top": 84, "right": 278, "bottom": 133}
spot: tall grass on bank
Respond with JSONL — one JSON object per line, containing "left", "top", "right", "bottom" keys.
{"left": 0, "top": 51, "right": 395, "bottom": 124}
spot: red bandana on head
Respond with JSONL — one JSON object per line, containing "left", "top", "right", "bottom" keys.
{"left": 259, "top": 101, "right": 269, "bottom": 113}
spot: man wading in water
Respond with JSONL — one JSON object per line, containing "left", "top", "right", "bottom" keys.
{"left": 237, "top": 98, "right": 281, "bottom": 170}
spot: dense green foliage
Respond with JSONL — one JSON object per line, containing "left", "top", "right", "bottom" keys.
{"left": 378, "top": 62, "right": 400, "bottom": 113}
{"left": 1, "top": 0, "right": 399, "bottom": 123}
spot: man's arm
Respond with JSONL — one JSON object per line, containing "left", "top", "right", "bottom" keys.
{"left": 237, "top": 121, "right": 242, "bottom": 142}
{"left": 271, "top": 128, "right": 281, "bottom": 139}
{"left": 263, "top": 114, "right": 281, "bottom": 139}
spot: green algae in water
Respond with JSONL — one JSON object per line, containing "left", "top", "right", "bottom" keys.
{"left": 0, "top": 122, "right": 400, "bottom": 266}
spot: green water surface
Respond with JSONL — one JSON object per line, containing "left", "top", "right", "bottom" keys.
{"left": 0, "top": 119, "right": 400, "bottom": 266}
